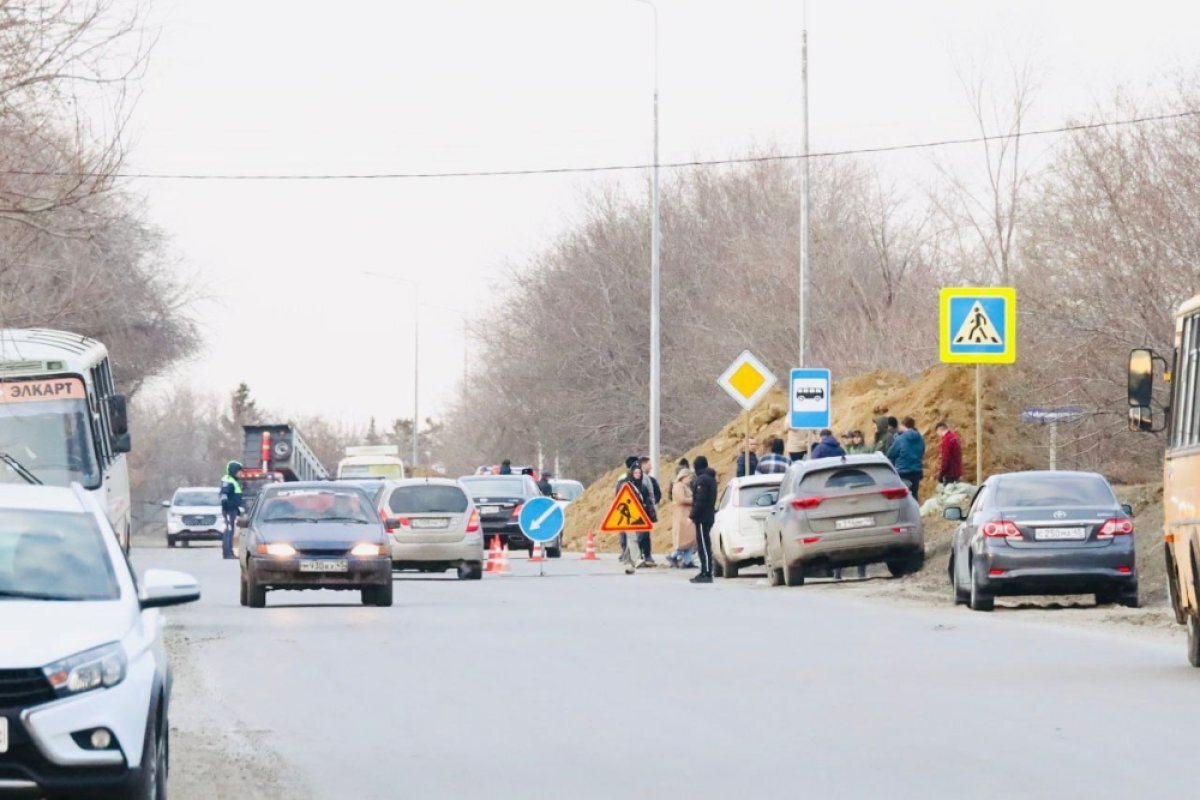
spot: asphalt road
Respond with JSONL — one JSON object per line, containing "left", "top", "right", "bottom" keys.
{"left": 138, "top": 545, "right": 1200, "bottom": 799}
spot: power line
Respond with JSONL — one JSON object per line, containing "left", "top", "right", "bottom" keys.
{"left": 4, "top": 109, "right": 1197, "bottom": 182}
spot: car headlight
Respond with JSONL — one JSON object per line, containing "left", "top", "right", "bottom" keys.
{"left": 350, "top": 543, "right": 387, "bottom": 556}
{"left": 43, "top": 643, "right": 127, "bottom": 697}
{"left": 257, "top": 542, "right": 296, "bottom": 557}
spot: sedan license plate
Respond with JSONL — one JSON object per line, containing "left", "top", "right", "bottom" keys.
{"left": 299, "top": 559, "right": 348, "bottom": 573}
{"left": 480, "top": 505, "right": 501, "bottom": 515}
{"left": 1035, "top": 527, "right": 1088, "bottom": 541}
{"left": 412, "top": 518, "right": 449, "bottom": 529}
{"left": 0, "top": 716, "right": 8, "bottom": 754}
{"left": 835, "top": 516, "right": 875, "bottom": 531}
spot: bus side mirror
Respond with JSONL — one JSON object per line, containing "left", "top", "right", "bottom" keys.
{"left": 1128, "top": 407, "right": 1154, "bottom": 433}
{"left": 114, "top": 432, "right": 132, "bottom": 453}
{"left": 1128, "top": 349, "right": 1155, "bottom": 409}
{"left": 107, "top": 395, "right": 130, "bottom": 437}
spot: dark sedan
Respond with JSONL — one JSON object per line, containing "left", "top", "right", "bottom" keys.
{"left": 946, "top": 471, "right": 1137, "bottom": 611}
{"left": 238, "top": 482, "right": 394, "bottom": 607}
{"left": 458, "top": 474, "right": 560, "bottom": 556}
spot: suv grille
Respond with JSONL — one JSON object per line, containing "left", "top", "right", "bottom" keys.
{"left": 0, "top": 668, "right": 54, "bottom": 707}
{"left": 182, "top": 514, "right": 218, "bottom": 526}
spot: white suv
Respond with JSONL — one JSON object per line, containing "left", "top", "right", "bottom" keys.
{"left": 163, "top": 486, "right": 223, "bottom": 548}
{"left": 0, "top": 484, "right": 199, "bottom": 799}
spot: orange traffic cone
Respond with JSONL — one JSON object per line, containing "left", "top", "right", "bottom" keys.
{"left": 581, "top": 530, "right": 599, "bottom": 561}
{"left": 495, "top": 544, "right": 511, "bottom": 574}
{"left": 530, "top": 541, "right": 544, "bottom": 562}
{"left": 485, "top": 535, "right": 501, "bottom": 573}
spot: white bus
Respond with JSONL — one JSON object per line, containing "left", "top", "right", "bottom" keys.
{"left": 337, "top": 445, "right": 406, "bottom": 480}
{"left": 0, "top": 329, "right": 132, "bottom": 550}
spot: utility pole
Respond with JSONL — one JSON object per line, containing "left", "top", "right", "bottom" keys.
{"left": 798, "top": 1, "right": 811, "bottom": 369}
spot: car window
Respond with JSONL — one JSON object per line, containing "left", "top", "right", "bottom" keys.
{"left": 389, "top": 485, "right": 469, "bottom": 514}
{"left": 258, "top": 488, "right": 375, "bottom": 523}
{"left": 174, "top": 490, "right": 220, "bottom": 506}
{"left": 0, "top": 510, "right": 120, "bottom": 601}
{"left": 738, "top": 484, "right": 780, "bottom": 507}
{"left": 460, "top": 477, "right": 525, "bottom": 497}
{"left": 551, "top": 481, "right": 583, "bottom": 501}
{"left": 994, "top": 475, "right": 1116, "bottom": 508}
{"left": 718, "top": 486, "right": 732, "bottom": 509}
{"left": 799, "top": 465, "right": 903, "bottom": 492}
{"left": 968, "top": 484, "right": 990, "bottom": 520}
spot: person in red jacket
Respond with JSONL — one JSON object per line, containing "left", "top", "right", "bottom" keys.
{"left": 936, "top": 422, "right": 964, "bottom": 484}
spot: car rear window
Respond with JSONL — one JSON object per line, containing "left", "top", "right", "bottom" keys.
{"left": 994, "top": 475, "right": 1116, "bottom": 508}
{"left": 389, "top": 485, "right": 469, "bottom": 514}
{"left": 461, "top": 477, "right": 526, "bottom": 497}
{"left": 174, "top": 490, "right": 220, "bottom": 506}
{"left": 0, "top": 510, "right": 119, "bottom": 601}
{"left": 738, "top": 484, "right": 780, "bottom": 507}
{"left": 799, "top": 465, "right": 903, "bottom": 492}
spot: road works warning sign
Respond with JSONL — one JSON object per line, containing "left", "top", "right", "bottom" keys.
{"left": 600, "top": 483, "right": 655, "bottom": 533}
{"left": 940, "top": 287, "right": 1017, "bottom": 364}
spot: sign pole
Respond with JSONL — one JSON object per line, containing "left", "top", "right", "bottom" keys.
{"left": 1049, "top": 421, "right": 1058, "bottom": 471}
{"left": 975, "top": 365, "right": 983, "bottom": 485}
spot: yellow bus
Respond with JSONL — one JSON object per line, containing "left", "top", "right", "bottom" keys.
{"left": 1129, "top": 294, "right": 1200, "bottom": 666}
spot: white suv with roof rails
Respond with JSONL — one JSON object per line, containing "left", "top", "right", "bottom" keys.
{"left": 0, "top": 484, "right": 200, "bottom": 799}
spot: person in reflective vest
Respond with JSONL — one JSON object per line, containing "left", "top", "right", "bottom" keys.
{"left": 220, "top": 460, "right": 244, "bottom": 560}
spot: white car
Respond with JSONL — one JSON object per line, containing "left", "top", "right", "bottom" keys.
{"left": 713, "top": 474, "right": 785, "bottom": 578}
{"left": 162, "top": 486, "right": 224, "bottom": 548}
{"left": 0, "top": 484, "right": 199, "bottom": 799}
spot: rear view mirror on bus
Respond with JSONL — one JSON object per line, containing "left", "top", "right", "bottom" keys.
{"left": 107, "top": 394, "right": 130, "bottom": 436}
{"left": 1128, "top": 406, "right": 1154, "bottom": 433}
{"left": 1128, "top": 349, "right": 1155, "bottom": 408}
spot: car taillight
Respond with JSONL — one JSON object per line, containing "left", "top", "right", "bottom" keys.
{"left": 791, "top": 497, "right": 823, "bottom": 510}
{"left": 982, "top": 520, "right": 1022, "bottom": 540}
{"left": 467, "top": 510, "right": 481, "bottom": 532}
{"left": 1098, "top": 518, "right": 1133, "bottom": 538}
{"left": 396, "top": 517, "right": 411, "bottom": 528}
{"left": 880, "top": 487, "right": 909, "bottom": 500}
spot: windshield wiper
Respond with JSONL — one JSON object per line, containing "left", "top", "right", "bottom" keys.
{"left": 0, "top": 589, "right": 80, "bottom": 601}
{"left": 264, "top": 516, "right": 314, "bottom": 523}
{"left": 0, "top": 452, "right": 41, "bottom": 485}
{"left": 322, "top": 516, "right": 370, "bottom": 524}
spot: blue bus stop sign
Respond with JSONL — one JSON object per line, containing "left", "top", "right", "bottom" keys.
{"left": 518, "top": 496, "right": 564, "bottom": 543}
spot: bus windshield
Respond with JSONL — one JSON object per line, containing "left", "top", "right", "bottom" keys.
{"left": 340, "top": 462, "right": 403, "bottom": 479}
{"left": 0, "top": 399, "right": 100, "bottom": 489}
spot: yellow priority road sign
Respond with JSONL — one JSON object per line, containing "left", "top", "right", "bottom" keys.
{"left": 600, "top": 483, "right": 655, "bottom": 533}
{"left": 939, "top": 287, "right": 1017, "bottom": 364}
{"left": 717, "top": 350, "right": 778, "bottom": 410}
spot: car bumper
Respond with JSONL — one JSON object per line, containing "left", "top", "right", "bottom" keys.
{"left": 390, "top": 539, "right": 484, "bottom": 565}
{"left": 721, "top": 535, "right": 765, "bottom": 564}
{"left": 783, "top": 524, "right": 923, "bottom": 566}
{"left": 976, "top": 539, "right": 1136, "bottom": 595}
{"left": 247, "top": 556, "right": 392, "bottom": 590}
{"left": 1, "top": 653, "right": 155, "bottom": 797}
{"left": 168, "top": 527, "right": 223, "bottom": 541}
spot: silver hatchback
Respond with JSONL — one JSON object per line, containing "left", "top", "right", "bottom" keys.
{"left": 380, "top": 478, "right": 485, "bottom": 580}
{"left": 763, "top": 453, "right": 925, "bottom": 586}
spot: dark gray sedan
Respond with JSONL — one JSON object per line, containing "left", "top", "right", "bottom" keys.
{"left": 238, "top": 482, "right": 394, "bottom": 608}
{"left": 946, "top": 471, "right": 1137, "bottom": 611}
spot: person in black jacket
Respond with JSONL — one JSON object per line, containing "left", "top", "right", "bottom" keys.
{"left": 615, "top": 458, "right": 657, "bottom": 572}
{"left": 689, "top": 455, "right": 718, "bottom": 584}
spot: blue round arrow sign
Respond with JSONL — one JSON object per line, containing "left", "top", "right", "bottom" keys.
{"left": 518, "top": 496, "right": 564, "bottom": 543}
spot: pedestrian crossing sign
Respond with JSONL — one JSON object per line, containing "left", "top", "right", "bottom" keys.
{"left": 600, "top": 483, "right": 655, "bottom": 533}
{"left": 940, "top": 287, "right": 1017, "bottom": 364}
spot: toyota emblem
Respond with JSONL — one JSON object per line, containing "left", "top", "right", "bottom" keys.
{"left": 1053, "top": 510, "right": 1067, "bottom": 519}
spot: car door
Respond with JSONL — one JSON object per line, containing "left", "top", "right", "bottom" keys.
{"left": 768, "top": 465, "right": 804, "bottom": 560}
{"left": 955, "top": 482, "right": 991, "bottom": 583}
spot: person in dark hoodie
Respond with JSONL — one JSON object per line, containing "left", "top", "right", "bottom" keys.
{"left": 873, "top": 416, "right": 898, "bottom": 454}
{"left": 498, "top": 459, "right": 513, "bottom": 475}
{"left": 689, "top": 455, "right": 718, "bottom": 584}
{"left": 809, "top": 429, "right": 846, "bottom": 459}
{"left": 219, "top": 460, "right": 244, "bottom": 560}
{"left": 887, "top": 416, "right": 927, "bottom": 501}
{"left": 615, "top": 457, "right": 656, "bottom": 571}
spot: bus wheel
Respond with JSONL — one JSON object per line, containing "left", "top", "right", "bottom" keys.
{"left": 1166, "top": 547, "right": 1186, "bottom": 625}
{"left": 1189, "top": 614, "right": 1200, "bottom": 668}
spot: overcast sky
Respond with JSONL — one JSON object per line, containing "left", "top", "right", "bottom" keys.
{"left": 128, "top": 0, "right": 1200, "bottom": 426}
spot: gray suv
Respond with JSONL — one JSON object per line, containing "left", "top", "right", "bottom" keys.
{"left": 945, "top": 470, "right": 1137, "bottom": 611}
{"left": 763, "top": 453, "right": 924, "bottom": 586}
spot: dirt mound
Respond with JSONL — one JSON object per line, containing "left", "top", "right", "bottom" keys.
{"left": 564, "top": 364, "right": 1031, "bottom": 552}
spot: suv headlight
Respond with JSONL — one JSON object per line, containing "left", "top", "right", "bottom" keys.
{"left": 43, "top": 643, "right": 127, "bottom": 697}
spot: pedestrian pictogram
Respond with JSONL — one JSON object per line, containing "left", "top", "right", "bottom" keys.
{"left": 940, "top": 287, "right": 1017, "bottom": 364}
{"left": 600, "top": 483, "right": 654, "bottom": 532}
{"left": 717, "top": 350, "right": 777, "bottom": 410}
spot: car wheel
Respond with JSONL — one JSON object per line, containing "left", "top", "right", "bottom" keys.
{"left": 950, "top": 556, "right": 969, "bottom": 606}
{"left": 166, "top": 535, "right": 176, "bottom": 548}
{"left": 548, "top": 538, "right": 562, "bottom": 558}
{"left": 1118, "top": 585, "right": 1140, "bottom": 608}
{"left": 887, "top": 551, "right": 925, "bottom": 578}
{"left": 239, "top": 570, "right": 248, "bottom": 607}
{"left": 712, "top": 558, "right": 725, "bottom": 578}
{"left": 372, "top": 580, "right": 394, "bottom": 607}
{"left": 1095, "top": 588, "right": 1118, "bottom": 606}
{"left": 118, "top": 704, "right": 166, "bottom": 800}
{"left": 969, "top": 559, "right": 994, "bottom": 612}
{"left": 783, "top": 560, "right": 805, "bottom": 587}
{"left": 724, "top": 559, "right": 740, "bottom": 579}
{"left": 182, "top": 539, "right": 190, "bottom": 548}
{"left": 1189, "top": 614, "right": 1200, "bottom": 668}
{"left": 246, "top": 571, "right": 266, "bottom": 608}
{"left": 458, "top": 562, "right": 483, "bottom": 580}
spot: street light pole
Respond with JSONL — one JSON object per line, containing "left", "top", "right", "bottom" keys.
{"left": 798, "top": 0, "right": 811, "bottom": 369}
{"left": 632, "top": 0, "right": 660, "bottom": 482}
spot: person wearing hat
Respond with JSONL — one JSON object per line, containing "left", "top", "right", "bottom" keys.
{"left": 689, "top": 455, "right": 718, "bottom": 584}
{"left": 614, "top": 456, "right": 656, "bottom": 570}
{"left": 845, "top": 430, "right": 873, "bottom": 454}
{"left": 667, "top": 458, "right": 696, "bottom": 568}
{"left": 219, "top": 460, "right": 245, "bottom": 560}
